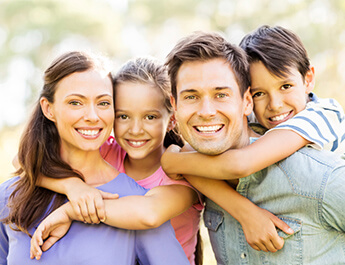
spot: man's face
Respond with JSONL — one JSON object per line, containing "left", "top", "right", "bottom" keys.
{"left": 172, "top": 58, "right": 253, "bottom": 155}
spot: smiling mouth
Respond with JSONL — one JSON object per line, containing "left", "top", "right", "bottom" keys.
{"left": 269, "top": 111, "right": 292, "bottom": 122}
{"left": 127, "top": 140, "right": 148, "bottom": 147}
{"left": 194, "top": 125, "right": 224, "bottom": 134}
{"left": 77, "top": 129, "right": 102, "bottom": 137}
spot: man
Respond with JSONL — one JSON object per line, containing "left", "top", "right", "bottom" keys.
{"left": 162, "top": 32, "right": 345, "bottom": 264}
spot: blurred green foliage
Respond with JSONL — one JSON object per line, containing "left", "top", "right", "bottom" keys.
{"left": 1, "top": 0, "right": 345, "bottom": 177}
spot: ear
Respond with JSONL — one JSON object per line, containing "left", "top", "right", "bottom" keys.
{"left": 170, "top": 95, "right": 177, "bottom": 112}
{"left": 40, "top": 97, "right": 56, "bottom": 122}
{"left": 167, "top": 113, "right": 177, "bottom": 131}
{"left": 243, "top": 86, "right": 254, "bottom": 117}
{"left": 304, "top": 66, "right": 315, "bottom": 94}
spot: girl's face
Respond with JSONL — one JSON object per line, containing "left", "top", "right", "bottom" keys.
{"left": 250, "top": 61, "right": 314, "bottom": 129}
{"left": 114, "top": 82, "right": 171, "bottom": 161}
{"left": 41, "top": 69, "right": 114, "bottom": 159}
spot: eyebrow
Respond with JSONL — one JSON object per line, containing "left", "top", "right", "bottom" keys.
{"left": 179, "top": 86, "right": 232, "bottom": 95}
{"left": 115, "top": 108, "right": 161, "bottom": 113}
{"left": 65, "top": 93, "right": 112, "bottom": 99}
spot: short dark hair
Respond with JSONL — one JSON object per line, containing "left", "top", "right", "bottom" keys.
{"left": 239, "top": 25, "right": 310, "bottom": 80}
{"left": 165, "top": 31, "right": 250, "bottom": 99}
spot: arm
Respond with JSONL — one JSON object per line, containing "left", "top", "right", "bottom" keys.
{"left": 13, "top": 153, "right": 118, "bottom": 223}
{"left": 103, "top": 184, "right": 198, "bottom": 229}
{"left": 184, "top": 175, "right": 293, "bottom": 252}
{"left": 38, "top": 176, "right": 118, "bottom": 223}
{"left": 30, "top": 184, "right": 198, "bottom": 259}
{"left": 161, "top": 129, "right": 309, "bottom": 179}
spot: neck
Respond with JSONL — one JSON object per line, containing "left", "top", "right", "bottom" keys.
{"left": 60, "top": 149, "right": 119, "bottom": 186}
{"left": 238, "top": 124, "right": 261, "bottom": 148}
{"left": 124, "top": 147, "right": 163, "bottom": 181}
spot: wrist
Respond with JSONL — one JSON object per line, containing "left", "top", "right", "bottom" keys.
{"left": 62, "top": 202, "right": 76, "bottom": 221}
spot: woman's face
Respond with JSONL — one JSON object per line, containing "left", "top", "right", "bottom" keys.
{"left": 43, "top": 69, "right": 114, "bottom": 158}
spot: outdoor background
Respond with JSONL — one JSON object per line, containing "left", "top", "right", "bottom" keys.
{"left": 1, "top": 0, "right": 344, "bottom": 263}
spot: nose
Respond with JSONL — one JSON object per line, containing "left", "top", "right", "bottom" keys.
{"left": 129, "top": 118, "right": 144, "bottom": 135}
{"left": 197, "top": 98, "right": 217, "bottom": 118}
{"left": 268, "top": 93, "right": 283, "bottom": 111}
{"left": 84, "top": 104, "right": 100, "bottom": 123}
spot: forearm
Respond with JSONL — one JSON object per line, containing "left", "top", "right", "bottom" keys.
{"left": 162, "top": 150, "right": 238, "bottom": 179}
{"left": 103, "top": 185, "right": 196, "bottom": 229}
{"left": 184, "top": 175, "right": 258, "bottom": 223}
{"left": 38, "top": 175, "right": 83, "bottom": 195}
{"left": 102, "top": 196, "right": 159, "bottom": 229}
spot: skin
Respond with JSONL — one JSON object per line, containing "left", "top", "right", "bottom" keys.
{"left": 172, "top": 58, "right": 253, "bottom": 155}
{"left": 31, "top": 77, "right": 198, "bottom": 260}
{"left": 114, "top": 82, "right": 172, "bottom": 180}
{"left": 168, "top": 58, "right": 293, "bottom": 252}
{"left": 32, "top": 69, "right": 120, "bottom": 259}
{"left": 250, "top": 61, "right": 315, "bottom": 129}
{"left": 161, "top": 61, "right": 315, "bottom": 180}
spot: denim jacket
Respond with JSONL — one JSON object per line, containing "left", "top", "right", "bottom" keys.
{"left": 204, "top": 143, "right": 345, "bottom": 265}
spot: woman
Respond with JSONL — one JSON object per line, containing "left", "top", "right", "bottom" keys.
{"left": 0, "top": 51, "right": 188, "bottom": 265}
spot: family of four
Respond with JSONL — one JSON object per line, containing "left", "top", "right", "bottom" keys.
{"left": 1, "top": 25, "right": 345, "bottom": 264}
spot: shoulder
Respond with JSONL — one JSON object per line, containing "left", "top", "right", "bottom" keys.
{"left": 0, "top": 177, "right": 20, "bottom": 199}
{"left": 307, "top": 94, "right": 345, "bottom": 118}
{"left": 0, "top": 176, "right": 20, "bottom": 217}
{"left": 282, "top": 147, "right": 345, "bottom": 173}
{"left": 100, "top": 136, "right": 126, "bottom": 168}
{"left": 108, "top": 173, "right": 148, "bottom": 197}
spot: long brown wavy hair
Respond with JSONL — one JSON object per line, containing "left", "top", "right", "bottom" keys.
{"left": 2, "top": 51, "right": 111, "bottom": 235}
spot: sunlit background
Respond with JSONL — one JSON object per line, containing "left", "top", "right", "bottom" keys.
{"left": 1, "top": 0, "right": 344, "bottom": 263}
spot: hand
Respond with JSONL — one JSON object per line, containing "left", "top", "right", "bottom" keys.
{"left": 165, "top": 144, "right": 182, "bottom": 154}
{"left": 30, "top": 204, "right": 73, "bottom": 260}
{"left": 180, "top": 143, "right": 195, "bottom": 152}
{"left": 66, "top": 181, "right": 119, "bottom": 223}
{"left": 240, "top": 206, "right": 293, "bottom": 252}
{"left": 163, "top": 145, "right": 185, "bottom": 180}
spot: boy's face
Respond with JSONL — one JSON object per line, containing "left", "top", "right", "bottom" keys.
{"left": 250, "top": 61, "right": 315, "bottom": 129}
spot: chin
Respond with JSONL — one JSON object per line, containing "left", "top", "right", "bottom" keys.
{"left": 193, "top": 145, "right": 227, "bottom": 156}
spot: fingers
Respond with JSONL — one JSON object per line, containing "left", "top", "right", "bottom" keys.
{"left": 273, "top": 217, "right": 294, "bottom": 235}
{"left": 41, "top": 236, "right": 60, "bottom": 252}
{"left": 249, "top": 236, "right": 284, "bottom": 253}
{"left": 71, "top": 196, "right": 99, "bottom": 224}
{"left": 166, "top": 144, "right": 181, "bottom": 153}
{"left": 30, "top": 226, "right": 44, "bottom": 260}
{"left": 94, "top": 193, "right": 106, "bottom": 223}
{"left": 100, "top": 191, "right": 119, "bottom": 200}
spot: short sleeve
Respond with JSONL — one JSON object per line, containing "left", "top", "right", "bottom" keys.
{"left": 269, "top": 97, "right": 345, "bottom": 153}
{"left": 0, "top": 177, "right": 18, "bottom": 264}
{"left": 160, "top": 172, "right": 204, "bottom": 211}
{"left": 135, "top": 221, "right": 189, "bottom": 265}
{"left": 321, "top": 165, "right": 345, "bottom": 232}
{"left": 100, "top": 136, "right": 126, "bottom": 170}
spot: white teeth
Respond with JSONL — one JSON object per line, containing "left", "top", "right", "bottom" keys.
{"left": 196, "top": 125, "right": 222, "bottom": 133}
{"left": 78, "top": 129, "right": 99, "bottom": 136}
{"left": 129, "top": 140, "right": 146, "bottom": 146}
{"left": 271, "top": 113, "right": 289, "bottom": 121}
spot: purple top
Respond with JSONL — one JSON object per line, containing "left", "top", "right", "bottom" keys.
{"left": 0, "top": 174, "right": 189, "bottom": 265}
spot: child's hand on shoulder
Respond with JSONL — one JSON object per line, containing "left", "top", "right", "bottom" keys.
{"left": 66, "top": 179, "right": 118, "bottom": 223}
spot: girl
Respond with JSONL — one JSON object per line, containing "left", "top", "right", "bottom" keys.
{"left": 0, "top": 51, "right": 189, "bottom": 265}
{"left": 30, "top": 57, "right": 203, "bottom": 264}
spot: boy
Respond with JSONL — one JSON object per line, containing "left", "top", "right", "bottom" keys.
{"left": 162, "top": 25, "right": 345, "bottom": 180}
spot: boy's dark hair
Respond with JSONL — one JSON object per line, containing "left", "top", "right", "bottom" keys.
{"left": 239, "top": 25, "right": 310, "bottom": 80}
{"left": 165, "top": 31, "right": 250, "bottom": 100}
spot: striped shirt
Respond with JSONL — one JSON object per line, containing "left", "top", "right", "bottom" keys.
{"left": 269, "top": 93, "right": 345, "bottom": 154}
